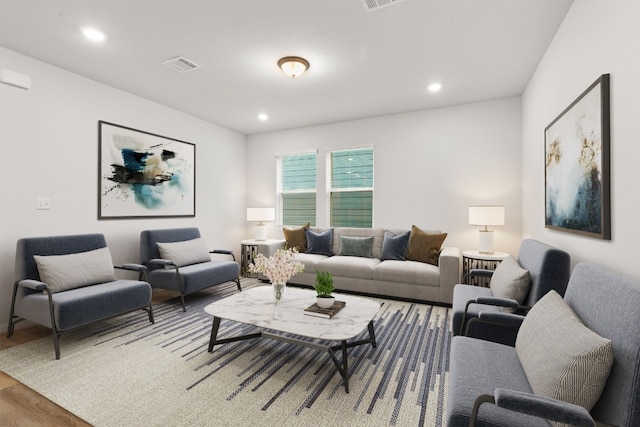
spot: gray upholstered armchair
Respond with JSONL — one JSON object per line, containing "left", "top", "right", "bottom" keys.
{"left": 446, "top": 262, "right": 640, "bottom": 426}
{"left": 451, "top": 239, "right": 570, "bottom": 346}
{"left": 7, "top": 233, "right": 154, "bottom": 359}
{"left": 140, "top": 227, "right": 241, "bottom": 311}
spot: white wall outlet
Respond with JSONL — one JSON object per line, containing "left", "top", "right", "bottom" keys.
{"left": 36, "top": 198, "right": 51, "bottom": 210}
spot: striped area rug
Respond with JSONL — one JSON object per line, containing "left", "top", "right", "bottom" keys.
{"left": 0, "top": 279, "right": 451, "bottom": 426}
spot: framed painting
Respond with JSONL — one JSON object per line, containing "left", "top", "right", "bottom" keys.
{"left": 545, "top": 74, "right": 610, "bottom": 239}
{"left": 98, "top": 121, "right": 196, "bottom": 219}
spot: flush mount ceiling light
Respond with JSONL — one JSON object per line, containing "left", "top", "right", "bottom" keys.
{"left": 277, "top": 56, "right": 309, "bottom": 78}
{"left": 427, "top": 82, "right": 442, "bottom": 93}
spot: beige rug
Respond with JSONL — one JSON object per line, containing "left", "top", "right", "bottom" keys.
{"left": 0, "top": 281, "right": 450, "bottom": 426}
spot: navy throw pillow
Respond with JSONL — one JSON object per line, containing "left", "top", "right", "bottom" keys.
{"left": 305, "top": 229, "right": 334, "bottom": 256}
{"left": 381, "top": 230, "right": 410, "bottom": 261}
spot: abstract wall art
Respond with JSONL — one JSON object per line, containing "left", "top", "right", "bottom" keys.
{"left": 545, "top": 74, "right": 610, "bottom": 239}
{"left": 99, "top": 121, "right": 195, "bottom": 219}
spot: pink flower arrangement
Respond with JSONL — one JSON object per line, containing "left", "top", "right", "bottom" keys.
{"left": 248, "top": 247, "right": 305, "bottom": 284}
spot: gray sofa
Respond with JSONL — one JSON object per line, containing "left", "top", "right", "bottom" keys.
{"left": 446, "top": 262, "right": 640, "bottom": 426}
{"left": 7, "top": 233, "right": 154, "bottom": 359}
{"left": 282, "top": 227, "right": 460, "bottom": 304}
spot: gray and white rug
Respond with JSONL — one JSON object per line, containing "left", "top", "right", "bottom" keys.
{"left": 0, "top": 280, "right": 451, "bottom": 426}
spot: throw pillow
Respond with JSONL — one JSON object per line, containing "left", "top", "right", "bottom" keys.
{"left": 34, "top": 247, "right": 117, "bottom": 293}
{"left": 156, "top": 237, "right": 211, "bottom": 267}
{"left": 381, "top": 230, "right": 410, "bottom": 261}
{"left": 489, "top": 255, "right": 531, "bottom": 307}
{"left": 283, "top": 223, "right": 310, "bottom": 252}
{"left": 305, "top": 229, "right": 334, "bottom": 256}
{"left": 516, "top": 290, "right": 614, "bottom": 413}
{"left": 338, "top": 236, "right": 374, "bottom": 258}
{"left": 406, "top": 225, "right": 447, "bottom": 266}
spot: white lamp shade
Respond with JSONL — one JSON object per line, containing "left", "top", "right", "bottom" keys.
{"left": 246, "top": 207, "right": 275, "bottom": 222}
{"left": 469, "top": 206, "right": 505, "bottom": 226}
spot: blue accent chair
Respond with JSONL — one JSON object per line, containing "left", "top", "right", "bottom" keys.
{"left": 7, "top": 233, "right": 154, "bottom": 359}
{"left": 139, "top": 227, "right": 241, "bottom": 311}
{"left": 446, "top": 262, "right": 640, "bottom": 426}
{"left": 451, "top": 239, "right": 570, "bottom": 346}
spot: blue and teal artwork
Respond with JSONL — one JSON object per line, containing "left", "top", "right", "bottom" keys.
{"left": 544, "top": 75, "right": 610, "bottom": 239}
{"left": 99, "top": 122, "right": 195, "bottom": 218}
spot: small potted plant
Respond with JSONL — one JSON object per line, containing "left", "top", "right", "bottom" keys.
{"left": 314, "top": 271, "right": 335, "bottom": 308}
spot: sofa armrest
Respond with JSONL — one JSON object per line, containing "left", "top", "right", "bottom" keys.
{"left": 116, "top": 263, "right": 147, "bottom": 272}
{"left": 148, "top": 258, "right": 177, "bottom": 269}
{"left": 210, "top": 249, "right": 235, "bottom": 261}
{"left": 470, "top": 389, "right": 595, "bottom": 427}
{"left": 439, "top": 246, "right": 460, "bottom": 304}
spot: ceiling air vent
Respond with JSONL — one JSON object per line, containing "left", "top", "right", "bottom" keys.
{"left": 162, "top": 56, "right": 202, "bottom": 73}
{"left": 361, "top": 0, "right": 406, "bottom": 12}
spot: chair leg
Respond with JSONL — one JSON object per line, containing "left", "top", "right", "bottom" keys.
{"left": 235, "top": 278, "right": 242, "bottom": 291}
{"left": 45, "top": 289, "right": 62, "bottom": 360}
{"left": 147, "top": 304, "right": 155, "bottom": 324}
{"left": 7, "top": 282, "right": 19, "bottom": 338}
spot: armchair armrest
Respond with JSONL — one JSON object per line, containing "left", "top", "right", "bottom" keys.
{"left": 210, "top": 249, "right": 235, "bottom": 261}
{"left": 148, "top": 258, "right": 177, "bottom": 268}
{"left": 18, "top": 279, "right": 48, "bottom": 291}
{"left": 470, "top": 389, "right": 595, "bottom": 427}
{"left": 464, "top": 312, "right": 525, "bottom": 342}
{"left": 116, "top": 263, "right": 147, "bottom": 272}
{"left": 475, "top": 296, "right": 519, "bottom": 309}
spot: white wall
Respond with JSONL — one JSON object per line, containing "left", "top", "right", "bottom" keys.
{"left": 0, "top": 47, "right": 247, "bottom": 332}
{"left": 247, "top": 97, "right": 523, "bottom": 256}
{"left": 522, "top": 0, "right": 640, "bottom": 278}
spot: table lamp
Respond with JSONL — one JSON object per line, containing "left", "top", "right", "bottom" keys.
{"left": 469, "top": 206, "right": 505, "bottom": 254}
{"left": 247, "top": 207, "right": 275, "bottom": 241}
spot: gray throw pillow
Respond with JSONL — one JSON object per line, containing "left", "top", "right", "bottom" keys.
{"left": 338, "top": 236, "right": 374, "bottom": 258}
{"left": 489, "top": 255, "right": 531, "bottom": 305}
{"left": 157, "top": 237, "right": 211, "bottom": 267}
{"left": 34, "top": 247, "right": 117, "bottom": 293}
{"left": 381, "top": 230, "right": 409, "bottom": 261}
{"left": 305, "top": 229, "right": 334, "bottom": 256}
{"left": 516, "top": 290, "right": 614, "bottom": 414}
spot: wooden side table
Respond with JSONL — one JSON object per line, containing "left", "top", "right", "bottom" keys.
{"left": 462, "top": 250, "right": 510, "bottom": 287}
{"left": 240, "top": 239, "right": 285, "bottom": 277}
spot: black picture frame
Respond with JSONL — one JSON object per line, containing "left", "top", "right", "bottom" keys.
{"left": 544, "top": 74, "right": 610, "bottom": 239}
{"left": 98, "top": 121, "right": 196, "bottom": 219}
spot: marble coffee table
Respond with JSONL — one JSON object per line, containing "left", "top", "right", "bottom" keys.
{"left": 204, "top": 286, "right": 381, "bottom": 392}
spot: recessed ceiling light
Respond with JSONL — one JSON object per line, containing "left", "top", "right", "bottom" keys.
{"left": 81, "top": 27, "right": 107, "bottom": 42}
{"left": 257, "top": 113, "right": 269, "bottom": 121}
{"left": 427, "top": 82, "right": 442, "bottom": 93}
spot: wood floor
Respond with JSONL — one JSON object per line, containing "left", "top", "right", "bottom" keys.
{"left": 0, "top": 290, "right": 176, "bottom": 426}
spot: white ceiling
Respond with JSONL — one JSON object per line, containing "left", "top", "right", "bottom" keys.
{"left": 0, "top": 0, "right": 573, "bottom": 135}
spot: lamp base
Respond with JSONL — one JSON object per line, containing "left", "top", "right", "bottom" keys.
{"left": 254, "top": 224, "right": 267, "bottom": 241}
{"left": 478, "top": 230, "right": 494, "bottom": 254}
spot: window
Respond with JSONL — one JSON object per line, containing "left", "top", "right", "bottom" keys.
{"left": 277, "top": 152, "right": 317, "bottom": 226}
{"left": 328, "top": 148, "right": 374, "bottom": 227}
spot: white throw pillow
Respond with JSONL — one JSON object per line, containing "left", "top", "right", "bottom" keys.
{"left": 490, "top": 255, "right": 531, "bottom": 305}
{"left": 516, "top": 290, "right": 614, "bottom": 414}
{"left": 34, "top": 247, "right": 117, "bottom": 293}
{"left": 156, "top": 238, "right": 211, "bottom": 267}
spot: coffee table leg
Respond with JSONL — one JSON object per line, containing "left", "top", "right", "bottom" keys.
{"left": 367, "top": 320, "right": 377, "bottom": 348}
{"left": 341, "top": 340, "right": 349, "bottom": 393}
{"left": 208, "top": 316, "right": 221, "bottom": 353}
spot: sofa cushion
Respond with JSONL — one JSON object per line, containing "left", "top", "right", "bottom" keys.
{"left": 156, "top": 237, "right": 211, "bottom": 267}
{"left": 294, "top": 253, "right": 329, "bottom": 274}
{"left": 316, "top": 255, "right": 379, "bottom": 280}
{"left": 283, "top": 223, "right": 309, "bottom": 252}
{"left": 381, "top": 230, "right": 410, "bottom": 261}
{"left": 516, "top": 290, "right": 614, "bottom": 412}
{"left": 305, "top": 229, "right": 334, "bottom": 256}
{"left": 34, "top": 247, "right": 117, "bottom": 293}
{"left": 490, "top": 255, "right": 531, "bottom": 307}
{"left": 338, "top": 236, "right": 373, "bottom": 258}
{"left": 406, "top": 225, "right": 447, "bottom": 266}
{"left": 372, "top": 260, "right": 440, "bottom": 287}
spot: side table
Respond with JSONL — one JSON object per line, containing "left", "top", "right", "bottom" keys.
{"left": 462, "top": 250, "right": 510, "bottom": 287}
{"left": 240, "top": 239, "right": 285, "bottom": 277}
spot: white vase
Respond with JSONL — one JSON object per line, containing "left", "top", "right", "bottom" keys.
{"left": 316, "top": 295, "right": 335, "bottom": 309}
{"left": 272, "top": 282, "right": 286, "bottom": 303}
